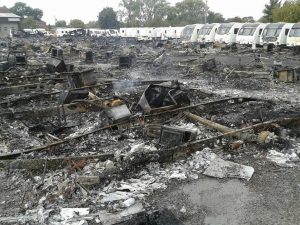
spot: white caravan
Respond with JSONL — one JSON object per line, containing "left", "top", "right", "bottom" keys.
{"left": 261, "top": 23, "right": 294, "bottom": 46}
{"left": 136, "top": 27, "right": 153, "bottom": 41}
{"left": 197, "top": 23, "right": 221, "bottom": 43}
{"left": 214, "top": 23, "right": 243, "bottom": 44}
{"left": 119, "top": 28, "right": 140, "bottom": 38}
{"left": 158, "top": 27, "right": 184, "bottom": 40}
{"left": 236, "top": 23, "right": 267, "bottom": 46}
{"left": 180, "top": 24, "right": 203, "bottom": 43}
{"left": 119, "top": 28, "right": 127, "bottom": 37}
{"left": 152, "top": 27, "right": 168, "bottom": 40}
{"left": 166, "top": 27, "right": 184, "bottom": 39}
{"left": 120, "top": 27, "right": 151, "bottom": 40}
{"left": 287, "top": 23, "right": 300, "bottom": 47}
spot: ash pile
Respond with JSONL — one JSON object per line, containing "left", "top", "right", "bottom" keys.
{"left": 0, "top": 35, "right": 300, "bottom": 225}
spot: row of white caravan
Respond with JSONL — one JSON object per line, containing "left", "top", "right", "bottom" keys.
{"left": 182, "top": 22, "right": 300, "bottom": 47}
{"left": 54, "top": 23, "right": 300, "bottom": 47}
{"left": 55, "top": 28, "right": 119, "bottom": 37}
{"left": 120, "top": 23, "right": 300, "bottom": 47}
{"left": 119, "top": 27, "right": 184, "bottom": 41}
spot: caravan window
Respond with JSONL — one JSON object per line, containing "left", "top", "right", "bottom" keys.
{"left": 198, "top": 27, "right": 213, "bottom": 35}
{"left": 263, "top": 28, "right": 281, "bottom": 37}
{"left": 238, "top": 28, "right": 256, "bottom": 36}
{"left": 216, "top": 25, "right": 233, "bottom": 35}
{"left": 289, "top": 28, "right": 300, "bottom": 37}
{"left": 234, "top": 28, "right": 239, "bottom": 34}
{"left": 259, "top": 29, "right": 263, "bottom": 35}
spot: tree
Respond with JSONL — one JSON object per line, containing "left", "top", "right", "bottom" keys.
{"left": 98, "top": 7, "right": 119, "bottom": 29}
{"left": 21, "top": 16, "right": 37, "bottom": 29}
{"left": 273, "top": 0, "right": 300, "bottom": 23}
{"left": 55, "top": 20, "right": 67, "bottom": 27}
{"left": 207, "top": 11, "right": 225, "bottom": 23}
{"left": 226, "top": 17, "right": 243, "bottom": 23}
{"left": 119, "top": 0, "right": 170, "bottom": 27}
{"left": 86, "top": 21, "right": 99, "bottom": 28}
{"left": 119, "top": 0, "right": 143, "bottom": 26}
{"left": 10, "top": 2, "right": 43, "bottom": 20}
{"left": 262, "top": 0, "right": 281, "bottom": 22}
{"left": 172, "top": 0, "right": 207, "bottom": 25}
{"left": 242, "top": 16, "right": 255, "bottom": 23}
{"left": 69, "top": 19, "right": 85, "bottom": 28}
{"left": 10, "top": 2, "right": 29, "bottom": 18}
{"left": 139, "top": 0, "right": 170, "bottom": 26}
{"left": 31, "top": 8, "right": 43, "bottom": 21}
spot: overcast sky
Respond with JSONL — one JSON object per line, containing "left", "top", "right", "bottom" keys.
{"left": 1, "top": 0, "right": 271, "bottom": 24}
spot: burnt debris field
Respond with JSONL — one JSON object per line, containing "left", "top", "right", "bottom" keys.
{"left": 0, "top": 36, "right": 300, "bottom": 225}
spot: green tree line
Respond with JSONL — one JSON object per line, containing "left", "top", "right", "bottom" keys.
{"left": 261, "top": 0, "right": 300, "bottom": 23}
{"left": 7, "top": 0, "right": 300, "bottom": 30}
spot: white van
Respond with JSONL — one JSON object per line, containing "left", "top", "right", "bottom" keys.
{"left": 214, "top": 23, "right": 243, "bottom": 44}
{"left": 180, "top": 24, "right": 203, "bottom": 43}
{"left": 236, "top": 23, "right": 267, "bottom": 46}
{"left": 261, "top": 23, "right": 294, "bottom": 46}
{"left": 197, "top": 23, "right": 220, "bottom": 43}
{"left": 287, "top": 23, "right": 300, "bottom": 47}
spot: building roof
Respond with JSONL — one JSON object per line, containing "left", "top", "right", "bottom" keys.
{"left": 0, "top": 6, "right": 10, "bottom": 13}
{"left": 0, "top": 13, "right": 21, "bottom": 18}
{"left": 0, "top": 6, "right": 20, "bottom": 18}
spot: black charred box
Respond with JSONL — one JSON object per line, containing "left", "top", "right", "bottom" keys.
{"left": 46, "top": 58, "right": 67, "bottom": 73}
{"left": 119, "top": 55, "right": 132, "bottom": 68}
{"left": 105, "top": 104, "right": 132, "bottom": 123}
{"left": 202, "top": 58, "right": 216, "bottom": 71}
{"left": 85, "top": 51, "right": 93, "bottom": 63}
{"left": 67, "top": 70, "right": 97, "bottom": 88}
{"left": 59, "top": 90, "right": 89, "bottom": 104}
{"left": 106, "top": 51, "right": 113, "bottom": 58}
{"left": 0, "top": 61, "right": 10, "bottom": 71}
{"left": 15, "top": 55, "right": 27, "bottom": 65}
{"left": 159, "top": 125, "right": 197, "bottom": 147}
{"left": 51, "top": 48, "right": 63, "bottom": 58}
